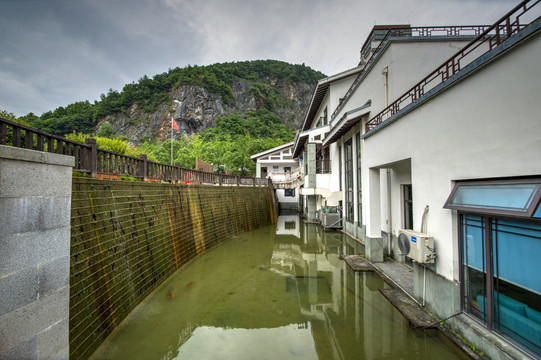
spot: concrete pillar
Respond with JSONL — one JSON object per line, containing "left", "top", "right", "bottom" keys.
{"left": 306, "top": 195, "right": 318, "bottom": 222}
{"left": 0, "top": 145, "right": 74, "bottom": 360}
{"left": 306, "top": 143, "right": 316, "bottom": 189}
{"left": 365, "top": 168, "right": 383, "bottom": 262}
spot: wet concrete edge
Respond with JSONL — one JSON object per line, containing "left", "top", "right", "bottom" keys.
{"left": 338, "top": 230, "right": 485, "bottom": 359}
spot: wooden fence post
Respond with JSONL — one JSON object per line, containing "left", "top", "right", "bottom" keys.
{"left": 85, "top": 138, "right": 97, "bottom": 178}
{"left": 175, "top": 162, "right": 180, "bottom": 183}
{"left": 139, "top": 154, "right": 148, "bottom": 181}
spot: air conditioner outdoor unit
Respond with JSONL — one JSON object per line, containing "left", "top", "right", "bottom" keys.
{"left": 398, "top": 229, "right": 436, "bottom": 264}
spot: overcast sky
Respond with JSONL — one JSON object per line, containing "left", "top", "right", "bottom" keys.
{"left": 1, "top": 0, "right": 512, "bottom": 117}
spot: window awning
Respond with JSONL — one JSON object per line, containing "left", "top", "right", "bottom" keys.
{"left": 444, "top": 178, "right": 541, "bottom": 218}
{"left": 323, "top": 100, "right": 371, "bottom": 146}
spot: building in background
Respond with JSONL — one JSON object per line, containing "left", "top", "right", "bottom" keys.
{"left": 251, "top": 142, "right": 299, "bottom": 211}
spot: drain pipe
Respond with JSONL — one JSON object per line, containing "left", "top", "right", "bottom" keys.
{"left": 420, "top": 205, "right": 429, "bottom": 307}
{"left": 386, "top": 169, "right": 392, "bottom": 256}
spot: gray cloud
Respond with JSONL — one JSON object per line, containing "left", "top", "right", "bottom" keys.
{"left": 1, "top": 0, "right": 511, "bottom": 116}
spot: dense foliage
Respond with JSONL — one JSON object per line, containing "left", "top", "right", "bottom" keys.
{"left": 141, "top": 109, "right": 294, "bottom": 175}
{"left": 21, "top": 60, "right": 325, "bottom": 136}
{"left": 64, "top": 132, "right": 158, "bottom": 162}
{"left": 4, "top": 60, "right": 319, "bottom": 176}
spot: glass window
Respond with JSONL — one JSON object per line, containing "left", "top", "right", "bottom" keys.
{"left": 403, "top": 185, "right": 413, "bottom": 230}
{"left": 460, "top": 214, "right": 541, "bottom": 356}
{"left": 345, "top": 139, "right": 354, "bottom": 223}
{"left": 462, "top": 215, "right": 487, "bottom": 323}
{"left": 356, "top": 133, "right": 362, "bottom": 225}
{"left": 285, "top": 189, "right": 295, "bottom": 197}
{"left": 445, "top": 180, "right": 541, "bottom": 217}
{"left": 338, "top": 145, "right": 342, "bottom": 192}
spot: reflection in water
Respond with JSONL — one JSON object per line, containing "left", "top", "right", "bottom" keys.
{"left": 91, "top": 216, "right": 466, "bottom": 360}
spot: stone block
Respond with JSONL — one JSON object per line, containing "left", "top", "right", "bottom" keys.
{"left": 0, "top": 334, "right": 38, "bottom": 360}
{"left": 0, "top": 145, "right": 74, "bottom": 168}
{"left": 49, "top": 345, "right": 69, "bottom": 360}
{"left": 0, "top": 159, "right": 73, "bottom": 198}
{"left": 38, "top": 318, "right": 69, "bottom": 360}
{"left": 0, "top": 227, "right": 70, "bottom": 276}
{"left": 0, "top": 197, "right": 41, "bottom": 235}
{"left": 38, "top": 256, "right": 70, "bottom": 298}
{"left": 40, "top": 196, "right": 71, "bottom": 230}
{"left": 0, "top": 266, "right": 39, "bottom": 316}
{"left": 0, "top": 286, "right": 69, "bottom": 351}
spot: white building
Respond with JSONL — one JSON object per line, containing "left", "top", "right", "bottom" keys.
{"left": 293, "top": 2, "right": 541, "bottom": 358}
{"left": 251, "top": 142, "right": 299, "bottom": 211}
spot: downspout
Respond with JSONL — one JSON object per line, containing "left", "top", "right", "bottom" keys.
{"left": 383, "top": 67, "right": 392, "bottom": 256}
{"left": 387, "top": 169, "right": 392, "bottom": 256}
{"left": 382, "top": 66, "right": 389, "bottom": 109}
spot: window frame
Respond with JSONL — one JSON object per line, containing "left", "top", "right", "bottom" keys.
{"left": 344, "top": 139, "right": 354, "bottom": 223}
{"left": 445, "top": 178, "right": 541, "bottom": 218}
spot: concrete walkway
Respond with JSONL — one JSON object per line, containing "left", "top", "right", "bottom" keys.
{"left": 372, "top": 258, "right": 415, "bottom": 299}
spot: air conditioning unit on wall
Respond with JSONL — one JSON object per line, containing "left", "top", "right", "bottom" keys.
{"left": 398, "top": 229, "right": 436, "bottom": 264}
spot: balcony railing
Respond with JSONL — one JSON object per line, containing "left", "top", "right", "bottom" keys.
{"left": 330, "top": 25, "right": 497, "bottom": 125}
{"left": 0, "top": 117, "right": 271, "bottom": 187}
{"left": 365, "top": 0, "right": 540, "bottom": 132}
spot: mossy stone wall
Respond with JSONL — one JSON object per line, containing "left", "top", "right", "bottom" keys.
{"left": 69, "top": 178, "right": 276, "bottom": 359}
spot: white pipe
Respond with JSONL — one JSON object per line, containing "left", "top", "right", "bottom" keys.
{"left": 423, "top": 265, "right": 426, "bottom": 307}
{"left": 386, "top": 169, "right": 392, "bottom": 256}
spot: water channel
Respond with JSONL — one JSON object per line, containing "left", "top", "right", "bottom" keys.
{"left": 90, "top": 215, "right": 468, "bottom": 360}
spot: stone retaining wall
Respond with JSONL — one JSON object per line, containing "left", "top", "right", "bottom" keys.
{"left": 69, "top": 178, "right": 275, "bottom": 359}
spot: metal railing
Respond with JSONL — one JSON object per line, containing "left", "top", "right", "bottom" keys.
{"left": 330, "top": 25, "right": 496, "bottom": 125}
{"left": 365, "top": 0, "right": 540, "bottom": 132}
{"left": 0, "top": 117, "right": 271, "bottom": 187}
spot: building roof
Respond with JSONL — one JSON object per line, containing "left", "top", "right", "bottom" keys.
{"left": 301, "top": 66, "right": 364, "bottom": 132}
{"left": 250, "top": 142, "right": 294, "bottom": 162}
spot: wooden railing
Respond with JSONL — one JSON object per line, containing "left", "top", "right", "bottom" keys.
{"left": 0, "top": 117, "right": 271, "bottom": 186}
{"left": 365, "top": 0, "right": 540, "bottom": 132}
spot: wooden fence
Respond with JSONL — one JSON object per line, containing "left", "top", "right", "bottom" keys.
{"left": 0, "top": 117, "right": 271, "bottom": 186}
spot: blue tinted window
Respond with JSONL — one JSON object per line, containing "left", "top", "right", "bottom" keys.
{"left": 450, "top": 184, "right": 539, "bottom": 212}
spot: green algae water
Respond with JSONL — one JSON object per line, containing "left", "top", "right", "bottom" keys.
{"left": 90, "top": 216, "right": 468, "bottom": 360}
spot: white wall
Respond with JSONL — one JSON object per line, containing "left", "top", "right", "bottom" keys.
{"left": 362, "top": 33, "right": 541, "bottom": 281}
{"left": 333, "top": 39, "right": 476, "bottom": 123}
{"left": 276, "top": 188, "right": 299, "bottom": 204}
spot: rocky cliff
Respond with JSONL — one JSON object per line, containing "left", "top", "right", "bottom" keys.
{"left": 98, "top": 79, "right": 315, "bottom": 143}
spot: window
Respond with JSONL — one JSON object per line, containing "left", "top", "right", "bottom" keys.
{"left": 338, "top": 145, "right": 342, "bottom": 191}
{"left": 445, "top": 179, "right": 541, "bottom": 217}
{"left": 285, "top": 189, "right": 295, "bottom": 197}
{"left": 284, "top": 167, "right": 291, "bottom": 173}
{"left": 323, "top": 107, "right": 328, "bottom": 126}
{"left": 403, "top": 185, "right": 413, "bottom": 229}
{"left": 449, "top": 179, "right": 541, "bottom": 356}
{"left": 356, "top": 133, "right": 362, "bottom": 225}
{"left": 273, "top": 166, "right": 279, "bottom": 173}
{"left": 460, "top": 215, "right": 541, "bottom": 356}
{"left": 345, "top": 139, "right": 354, "bottom": 223}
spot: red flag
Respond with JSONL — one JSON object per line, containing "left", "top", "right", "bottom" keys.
{"left": 172, "top": 118, "right": 179, "bottom": 132}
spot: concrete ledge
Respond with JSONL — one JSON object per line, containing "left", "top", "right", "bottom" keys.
{"left": 340, "top": 254, "right": 374, "bottom": 271}
{"left": 0, "top": 145, "right": 75, "bottom": 167}
{"left": 379, "top": 288, "right": 437, "bottom": 328}
{"left": 449, "top": 314, "right": 534, "bottom": 360}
